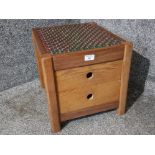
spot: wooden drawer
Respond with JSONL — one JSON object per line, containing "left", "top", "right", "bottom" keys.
{"left": 56, "top": 60, "right": 122, "bottom": 114}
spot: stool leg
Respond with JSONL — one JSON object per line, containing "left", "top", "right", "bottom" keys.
{"left": 117, "top": 42, "right": 133, "bottom": 115}
{"left": 42, "top": 56, "right": 61, "bottom": 133}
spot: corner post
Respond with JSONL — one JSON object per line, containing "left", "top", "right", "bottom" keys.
{"left": 42, "top": 55, "right": 61, "bottom": 132}
{"left": 117, "top": 42, "right": 133, "bottom": 115}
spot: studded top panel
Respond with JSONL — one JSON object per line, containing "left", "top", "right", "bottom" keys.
{"left": 36, "top": 23, "right": 125, "bottom": 54}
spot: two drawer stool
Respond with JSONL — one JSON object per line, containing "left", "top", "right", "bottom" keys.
{"left": 32, "top": 22, "right": 133, "bottom": 132}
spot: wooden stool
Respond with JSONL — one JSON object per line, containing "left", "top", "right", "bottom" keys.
{"left": 32, "top": 22, "right": 133, "bottom": 132}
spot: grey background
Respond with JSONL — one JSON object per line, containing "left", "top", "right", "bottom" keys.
{"left": 0, "top": 19, "right": 154, "bottom": 92}
{"left": 0, "top": 19, "right": 80, "bottom": 92}
{"left": 0, "top": 19, "right": 154, "bottom": 135}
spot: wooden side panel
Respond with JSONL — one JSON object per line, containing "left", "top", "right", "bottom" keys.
{"left": 32, "top": 30, "right": 50, "bottom": 88}
{"left": 53, "top": 44, "right": 124, "bottom": 70}
{"left": 32, "top": 41, "right": 45, "bottom": 88}
{"left": 117, "top": 42, "right": 133, "bottom": 115}
{"left": 56, "top": 60, "right": 122, "bottom": 114}
{"left": 42, "top": 56, "right": 61, "bottom": 132}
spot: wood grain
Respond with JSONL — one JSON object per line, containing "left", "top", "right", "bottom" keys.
{"left": 42, "top": 56, "right": 61, "bottom": 132}
{"left": 32, "top": 29, "right": 49, "bottom": 55}
{"left": 61, "top": 101, "right": 118, "bottom": 122}
{"left": 56, "top": 60, "right": 122, "bottom": 114}
{"left": 117, "top": 42, "right": 133, "bottom": 115}
{"left": 32, "top": 36, "right": 45, "bottom": 88}
{"left": 53, "top": 44, "right": 124, "bottom": 70}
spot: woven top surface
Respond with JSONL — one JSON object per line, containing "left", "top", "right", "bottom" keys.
{"left": 36, "top": 23, "right": 125, "bottom": 54}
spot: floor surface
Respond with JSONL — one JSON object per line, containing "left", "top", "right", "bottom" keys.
{"left": 0, "top": 79, "right": 154, "bottom": 135}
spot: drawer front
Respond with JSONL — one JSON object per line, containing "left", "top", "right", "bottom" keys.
{"left": 53, "top": 45, "right": 124, "bottom": 71}
{"left": 56, "top": 60, "right": 122, "bottom": 114}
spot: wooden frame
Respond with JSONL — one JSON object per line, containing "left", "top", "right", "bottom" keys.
{"left": 117, "top": 42, "right": 133, "bottom": 115}
{"left": 42, "top": 55, "right": 61, "bottom": 132}
{"left": 32, "top": 30, "right": 61, "bottom": 132}
{"left": 32, "top": 25, "right": 133, "bottom": 133}
{"left": 53, "top": 44, "right": 124, "bottom": 70}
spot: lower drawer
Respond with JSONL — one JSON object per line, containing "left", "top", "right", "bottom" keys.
{"left": 56, "top": 60, "right": 122, "bottom": 114}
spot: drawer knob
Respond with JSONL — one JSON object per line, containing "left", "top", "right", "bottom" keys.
{"left": 87, "top": 94, "right": 93, "bottom": 100}
{"left": 86, "top": 72, "right": 93, "bottom": 79}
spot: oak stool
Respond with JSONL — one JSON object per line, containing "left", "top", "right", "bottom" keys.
{"left": 32, "top": 23, "right": 133, "bottom": 132}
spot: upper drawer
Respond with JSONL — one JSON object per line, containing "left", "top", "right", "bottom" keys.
{"left": 53, "top": 44, "right": 125, "bottom": 71}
